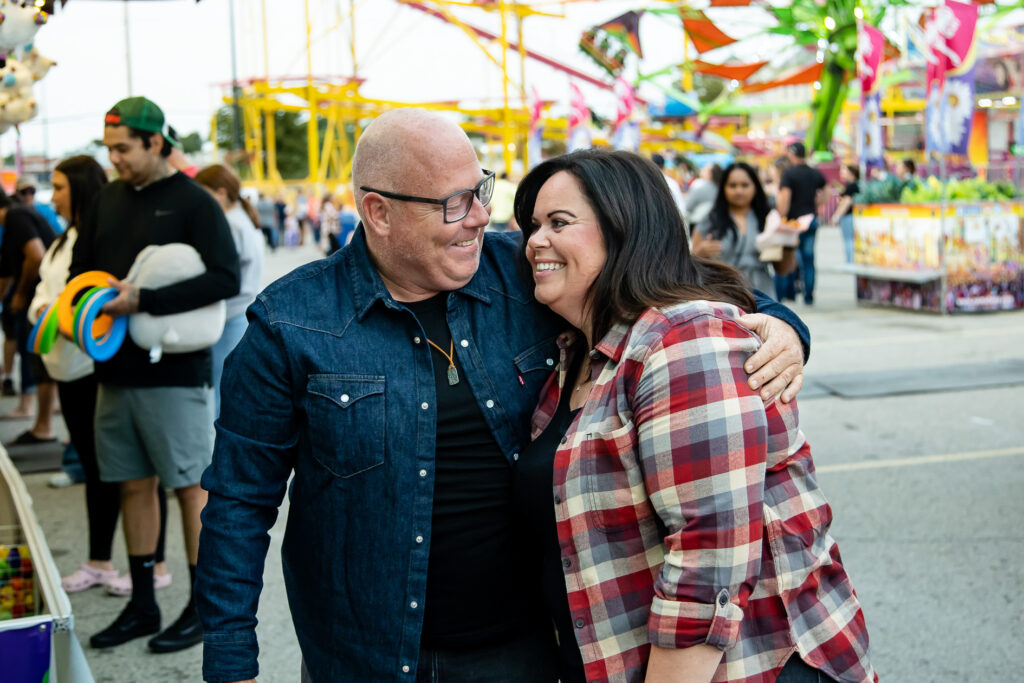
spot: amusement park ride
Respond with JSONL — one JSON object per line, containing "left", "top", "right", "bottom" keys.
{"left": 217, "top": 0, "right": 1024, "bottom": 191}
{"left": 219, "top": 0, "right": 645, "bottom": 190}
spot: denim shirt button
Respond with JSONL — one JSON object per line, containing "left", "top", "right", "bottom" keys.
{"left": 413, "top": 336, "right": 422, "bottom": 344}
{"left": 460, "top": 339, "right": 469, "bottom": 348}
{"left": 415, "top": 535, "right": 424, "bottom": 543}
{"left": 546, "top": 358, "right": 554, "bottom": 366}
{"left": 402, "top": 665, "right": 410, "bottom": 673}
{"left": 340, "top": 394, "right": 350, "bottom": 403}
{"left": 410, "top": 601, "right": 418, "bottom": 609}
{"left": 485, "top": 400, "right": 495, "bottom": 409}
{"left": 512, "top": 452, "right": 519, "bottom": 462}
{"left": 421, "top": 402, "right": 429, "bottom": 410}
{"left": 419, "top": 469, "right": 427, "bottom": 478}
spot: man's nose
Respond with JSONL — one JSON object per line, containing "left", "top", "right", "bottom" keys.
{"left": 466, "top": 195, "right": 490, "bottom": 227}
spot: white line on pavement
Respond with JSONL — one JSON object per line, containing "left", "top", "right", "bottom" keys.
{"left": 817, "top": 446, "right": 1024, "bottom": 473}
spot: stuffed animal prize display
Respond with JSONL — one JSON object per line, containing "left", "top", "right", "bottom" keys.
{"left": 0, "top": 0, "right": 55, "bottom": 134}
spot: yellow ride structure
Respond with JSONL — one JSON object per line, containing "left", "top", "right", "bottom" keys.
{"left": 215, "top": 0, "right": 726, "bottom": 192}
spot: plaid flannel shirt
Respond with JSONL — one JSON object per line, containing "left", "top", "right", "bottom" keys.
{"left": 532, "top": 301, "right": 876, "bottom": 683}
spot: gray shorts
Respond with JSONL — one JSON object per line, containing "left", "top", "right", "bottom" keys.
{"left": 95, "top": 384, "right": 215, "bottom": 489}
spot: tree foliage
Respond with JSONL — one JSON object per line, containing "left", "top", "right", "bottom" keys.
{"left": 216, "top": 107, "right": 313, "bottom": 180}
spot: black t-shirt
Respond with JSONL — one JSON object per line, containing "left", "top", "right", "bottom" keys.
{"left": 840, "top": 181, "right": 859, "bottom": 218}
{"left": 405, "top": 293, "right": 546, "bottom": 649}
{"left": 69, "top": 172, "right": 240, "bottom": 387}
{"left": 780, "top": 164, "right": 826, "bottom": 220}
{"left": 0, "top": 205, "right": 57, "bottom": 294}
{"left": 513, "top": 350, "right": 587, "bottom": 683}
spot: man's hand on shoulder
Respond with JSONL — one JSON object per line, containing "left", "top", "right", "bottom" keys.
{"left": 100, "top": 278, "right": 141, "bottom": 317}
{"left": 736, "top": 313, "right": 804, "bottom": 404}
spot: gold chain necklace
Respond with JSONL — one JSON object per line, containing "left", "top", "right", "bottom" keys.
{"left": 426, "top": 338, "right": 460, "bottom": 386}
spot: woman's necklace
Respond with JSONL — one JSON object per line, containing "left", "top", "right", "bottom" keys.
{"left": 426, "top": 337, "right": 459, "bottom": 386}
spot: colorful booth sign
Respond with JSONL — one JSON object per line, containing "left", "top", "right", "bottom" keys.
{"left": 853, "top": 202, "right": 1024, "bottom": 313}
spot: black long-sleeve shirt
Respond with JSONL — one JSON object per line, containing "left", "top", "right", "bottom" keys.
{"left": 70, "top": 171, "right": 240, "bottom": 387}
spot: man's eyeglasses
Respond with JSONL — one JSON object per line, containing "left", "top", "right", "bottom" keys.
{"left": 360, "top": 170, "right": 495, "bottom": 224}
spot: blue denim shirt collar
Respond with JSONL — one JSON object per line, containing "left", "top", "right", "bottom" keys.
{"left": 348, "top": 224, "right": 491, "bottom": 322}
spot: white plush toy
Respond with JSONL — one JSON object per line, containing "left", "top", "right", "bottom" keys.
{"left": 0, "top": 93, "right": 36, "bottom": 126}
{"left": 0, "top": 59, "right": 34, "bottom": 97}
{"left": 0, "top": 2, "right": 47, "bottom": 66}
{"left": 124, "top": 243, "right": 226, "bottom": 362}
{"left": 20, "top": 45, "right": 54, "bottom": 81}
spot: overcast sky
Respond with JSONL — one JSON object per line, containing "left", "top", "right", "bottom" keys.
{"left": 14, "top": 0, "right": 795, "bottom": 161}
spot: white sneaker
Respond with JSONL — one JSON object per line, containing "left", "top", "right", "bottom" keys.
{"left": 48, "top": 472, "right": 75, "bottom": 488}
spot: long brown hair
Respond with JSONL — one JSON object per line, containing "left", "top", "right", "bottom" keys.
{"left": 195, "top": 164, "right": 259, "bottom": 228}
{"left": 515, "top": 149, "right": 755, "bottom": 344}
{"left": 53, "top": 155, "right": 108, "bottom": 250}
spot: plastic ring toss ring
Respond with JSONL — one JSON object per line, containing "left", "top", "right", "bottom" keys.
{"left": 72, "top": 287, "right": 127, "bottom": 362}
{"left": 57, "top": 271, "right": 116, "bottom": 339}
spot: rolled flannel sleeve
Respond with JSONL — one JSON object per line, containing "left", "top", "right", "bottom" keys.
{"left": 634, "top": 315, "right": 770, "bottom": 652}
{"left": 196, "top": 297, "right": 298, "bottom": 683}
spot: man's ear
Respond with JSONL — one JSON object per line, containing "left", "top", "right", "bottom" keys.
{"left": 151, "top": 132, "right": 166, "bottom": 156}
{"left": 360, "top": 193, "right": 392, "bottom": 238}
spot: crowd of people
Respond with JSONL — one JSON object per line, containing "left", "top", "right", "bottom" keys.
{"left": 4, "top": 99, "right": 880, "bottom": 683}
{"left": 251, "top": 186, "right": 358, "bottom": 255}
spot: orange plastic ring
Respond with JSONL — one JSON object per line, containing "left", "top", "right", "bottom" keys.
{"left": 56, "top": 271, "right": 118, "bottom": 338}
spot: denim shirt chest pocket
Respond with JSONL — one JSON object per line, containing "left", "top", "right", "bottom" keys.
{"left": 304, "top": 374, "right": 386, "bottom": 478}
{"left": 513, "top": 337, "right": 559, "bottom": 383}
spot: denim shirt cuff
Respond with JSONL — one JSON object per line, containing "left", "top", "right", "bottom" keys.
{"left": 202, "top": 631, "right": 259, "bottom": 683}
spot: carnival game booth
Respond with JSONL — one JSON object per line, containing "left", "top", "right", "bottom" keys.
{"left": 850, "top": 201, "right": 1024, "bottom": 313}
{"left": 0, "top": 446, "right": 93, "bottom": 682}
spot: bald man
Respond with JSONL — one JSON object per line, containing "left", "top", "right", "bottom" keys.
{"left": 195, "top": 109, "right": 811, "bottom": 683}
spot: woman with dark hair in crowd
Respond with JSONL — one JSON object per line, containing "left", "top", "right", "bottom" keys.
{"left": 32, "top": 155, "right": 170, "bottom": 595}
{"left": 195, "top": 164, "right": 265, "bottom": 416}
{"left": 691, "top": 161, "right": 793, "bottom": 294}
{"left": 512, "top": 149, "right": 875, "bottom": 683}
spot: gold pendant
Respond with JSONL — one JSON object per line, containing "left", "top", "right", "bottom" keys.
{"left": 447, "top": 366, "right": 460, "bottom": 386}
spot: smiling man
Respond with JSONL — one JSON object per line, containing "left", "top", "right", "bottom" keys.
{"left": 195, "top": 108, "right": 810, "bottom": 683}
{"left": 71, "top": 96, "right": 240, "bottom": 655}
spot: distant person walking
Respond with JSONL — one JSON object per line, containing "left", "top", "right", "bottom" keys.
{"left": 693, "top": 162, "right": 793, "bottom": 295}
{"left": 831, "top": 164, "right": 860, "bottom": 263}
{"left": 255, "top": 192, "right": 278, "bottom": 251}
{"left": 774, "top": 142, "right": 825, "bottom": 304}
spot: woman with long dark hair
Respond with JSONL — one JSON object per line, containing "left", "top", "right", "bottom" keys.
{"left": 31, "top": 155, "right": 170, "bottom": 595}
{"left": 691, "top": 162, "right": 786, "bottom": 294}
{"left": 512, "top": 150, "right": 875, "bottom": 683}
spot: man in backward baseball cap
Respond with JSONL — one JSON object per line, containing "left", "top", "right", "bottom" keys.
{"left": 76, "top": 94, "right": 240, "bottom": 654}
{"left": 105, "top": 96, "right": 181, "bottom": 147}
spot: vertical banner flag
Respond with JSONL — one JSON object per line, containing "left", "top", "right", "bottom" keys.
{"left": 856, "top": 24, "right": 886, "bottom": 166}
{"left": 567, "top": 83, "right": 592, "bottom": 151}
{"left": 1018, "top": 100, "right": 1024, "bottom": 156}
{"left": 528, "top": 86, "right": 544, "bottom": 169}
{"left": 925, "top": 0, "right": 979, "bottom": 154}
{"left": 612, "top": 76, "right": 639, "bottom": 151}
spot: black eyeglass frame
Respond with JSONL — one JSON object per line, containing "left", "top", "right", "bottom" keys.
{"left": 360, "top": 170, "right": 495, "bottom": 224}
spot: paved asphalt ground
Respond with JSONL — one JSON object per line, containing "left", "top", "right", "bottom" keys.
{"left": 5, "top": 226, "right": 1023, "bottom": 682}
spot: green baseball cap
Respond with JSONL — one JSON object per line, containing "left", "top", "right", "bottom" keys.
{"left": 104, "top": 96, "right": 181, "bottom": 149}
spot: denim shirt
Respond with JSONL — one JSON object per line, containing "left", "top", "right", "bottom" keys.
{"left": 196, "top": 228, "right": 810, "bottom": 683}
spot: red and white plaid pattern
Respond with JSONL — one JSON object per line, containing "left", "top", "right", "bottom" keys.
{"left": 533, "top": 301, "right": 876, "bottom": 683}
